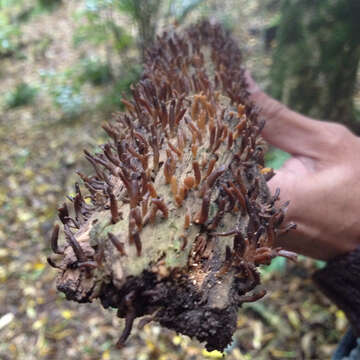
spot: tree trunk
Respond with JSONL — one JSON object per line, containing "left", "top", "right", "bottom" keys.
{"left": 132, "top": 0, "right": 161, "bottom": 61}
{"left": 270, "top": 0, "right": 360, "bottom": 133}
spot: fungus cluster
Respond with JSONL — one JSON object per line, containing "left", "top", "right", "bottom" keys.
{"left": 48, "top": 21, "right": 296, "bottom": 351}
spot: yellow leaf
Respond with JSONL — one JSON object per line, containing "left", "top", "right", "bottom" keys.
{"left": 9, "top": 344, "right": 17, "bottom": 353}
{"left": 145, "top": 339, "right": 155, "bottom": 351}
{"left": 237, "top": 316, "right": 246, "bottom": 327}
{"left": 24, "top": 168, "right": 34, "bottom": 179}
{"left": 0, "top": 248, "right": 9, "bottom": 258}
{"left": 17, "top": 210, "right": 32, "bottom": 222}
{"left": 0, "top": 191, "right": 6, "bottom": 206}
{"left": 33, "top": 319, "right": 44, "bottom": 330}
{"left": 336, "top": 310, "right": 345, "bottom": 319}
{"left": 172, "top": 335, "right": 182, "bottom": 346}
{"left": 37, "top": 297, "right": 45, "bottom": 305}
{"left": 33, "top": 262, "right": 45, "bottom": 271}
{"left": 61, "top": 310, "right": 73, "bottom": 320}
{"left": 202, "top": 349, "right": 224, "bottom": 358}
{"left": 54, "top": 329, "right": 73, "bottom": 340}
{"left": 102, "top": 350, "right": 110, "bottom": 360}
{"left": 260, "top": 167, "right": 272, "bottom": 174}
{"left": 24, "top": 286, "right": 36, "bottom": 296}
{"left": 0, "top": 266, "right": 7, "bottom": 282}
{"left": 287, "top": 309, "right": 300, "bottom": 329}
{"left": 36, "top": 184, "right": 51, "bottom": 195}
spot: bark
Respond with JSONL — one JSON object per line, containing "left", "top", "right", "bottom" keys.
{"left": 270, "top": 0, "right": 360, "bottom": 133}
{"left": 132, "top": 0, "right": 161, "bottom": 61}
{"left": 48, "top": 21, "right": 294, "bottom": 351}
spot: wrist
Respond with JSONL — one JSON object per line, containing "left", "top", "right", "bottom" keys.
{"left": 249, "top": 90, "right": 287, "bottom": 122}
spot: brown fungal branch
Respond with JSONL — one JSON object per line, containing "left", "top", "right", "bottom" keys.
{"left": 48, "top": 20, "right": 296, "bottom": 352}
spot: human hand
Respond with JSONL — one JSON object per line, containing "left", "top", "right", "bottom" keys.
{"left": 245, "top": 71, "right": 360, "bottom": 260}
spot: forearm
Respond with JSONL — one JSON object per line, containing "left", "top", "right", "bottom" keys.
{"left": 250, "top": 90, "right": 335, "bottom": 159}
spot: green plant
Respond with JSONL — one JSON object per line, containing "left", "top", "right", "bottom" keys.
{"left": 0, "top": 0, "right": 35, "bottom": 56}
{"left": 79, "top": 57, "right": 113, "bottom": 86}
{"left": 5, "top": 82, "right": 38, "bottom": 108}
{"left": 117, "top": 0, "right": 161, "bottom": 58}
{"left": 265, "top": 147, "right": 290, "bottom": 169}
{"left": 36, "top": 0, "right": 62, "bottom": 11}
{"left": 167, "top": 0, "right": 208, "bottom": 24}
{"left": 0, "top": 15, "right": 22, "bottom": 56}
{"left": 73, "top": 1, "right": 133, "bottom": 51}
{"left": 39, "top": 68, "right": 87, "bottom": 118}
{"left": 51, "top": 85, "right": 84, "bottom": 117}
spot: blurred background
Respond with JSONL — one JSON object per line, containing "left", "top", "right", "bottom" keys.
{"left": 0, "top": 0, "right": 359, "bottom": 359}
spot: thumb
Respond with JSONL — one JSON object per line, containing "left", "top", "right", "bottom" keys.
{"left": 266, "top": 156, "right": 311, "bottom": 219}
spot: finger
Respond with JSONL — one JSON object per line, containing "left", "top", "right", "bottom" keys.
{"left": 266, "top": 163, "right": 329, "bottom": 259}
{"left": 267, "top": 169, "right": 293, "bottom": 208}
{"left": 254, "top": 93, "right": 331, "bottom": 158}
{"left": 266, "top": 169, "right": 308, "bottom": 254}
{"left": 266, "top": 156, "right": 312, "bottom": 236}
{"left": 262, "top": 107, "right": 327, "bottom": 158}
{"left": 244, "top": 70, "right": 260, "bottom": 95}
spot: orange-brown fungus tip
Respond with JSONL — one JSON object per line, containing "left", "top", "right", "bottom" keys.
{"left": 191, "top": 97, "right": 200, "bottom": 121}
{"left": 121, "top": 99, "right": 135, "bottom": 113}
{"left": 260, "top": 167, "right": 273, "bottom": 175}
{"left": 108, "top": 188, "right": 119, "bottom": 224}
{"left": 170, "top": 175, "right": 178, "bottom": 198}
{"left": 192, "top": 161, "right": 201, "bottom": 186}
{"left": 175, "top": 195, "right": 183, "bottom": 207}
{"left": 205, "top": 158, "right": 217, "bottom": 179}
{"left": 184, "top": 211, "right": 191, "bottom": 230}
{"left": 194, "top": 192, "right": 210, "bottom": 225}
{"left": 133, "top": 232, "right": 142, "bottom": 256}
{"left": 205, "top": 101, "right": 215, "bottom": 119}
{"left": 180, "top": 234, "right": 188, "bottom": 251}
{"left": 237, "top": 104, "right": 245, "bottom": 117}
{"left": 227, "top": 132, "right": 234, "bottom": 150}
{"left": 191, "top": 144, "right": 198, "bottom": 158}
{"left": 147, "top": 183, "right": 158, "bottom": 198}
{"left": 132, "top": 206, "right": 142, "bottom": 231}
{"left": 198, "top": 110, "right": 206, "bottom": 130}
{"left": 207, "top": 165, "right": 226, "bottom": 188}
{"left": 164, "top": 151, "right": 175, "bottom": 184}
{"left": 152, "top": 198, "right": 169, "bottom": 219}
{"left": 184, "top": 176, "right": 195, "bottom": 190}
{"left": 168, "top": 141, "right": 182, "bottom": 159}
{"left": 178, "top": 185, "right": 187, "bottom": 202}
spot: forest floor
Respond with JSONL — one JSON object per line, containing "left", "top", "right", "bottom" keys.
{"left": 0, "top": 1, "right": 348, "bottom": 359}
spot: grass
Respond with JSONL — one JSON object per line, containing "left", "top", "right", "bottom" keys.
{"left": 78, "top": 57, "right": 113, "bottom": 86}
{"left": 5, "top": 82, "right": 38, "bottom": 108}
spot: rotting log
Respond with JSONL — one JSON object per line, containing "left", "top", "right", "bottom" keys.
{"left": 48, "top": 21, "right": 296, "bottom": 352}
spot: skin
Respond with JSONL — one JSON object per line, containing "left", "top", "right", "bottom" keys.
{"left": 246, "top": 71, "right": 360, "bottom": 260}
